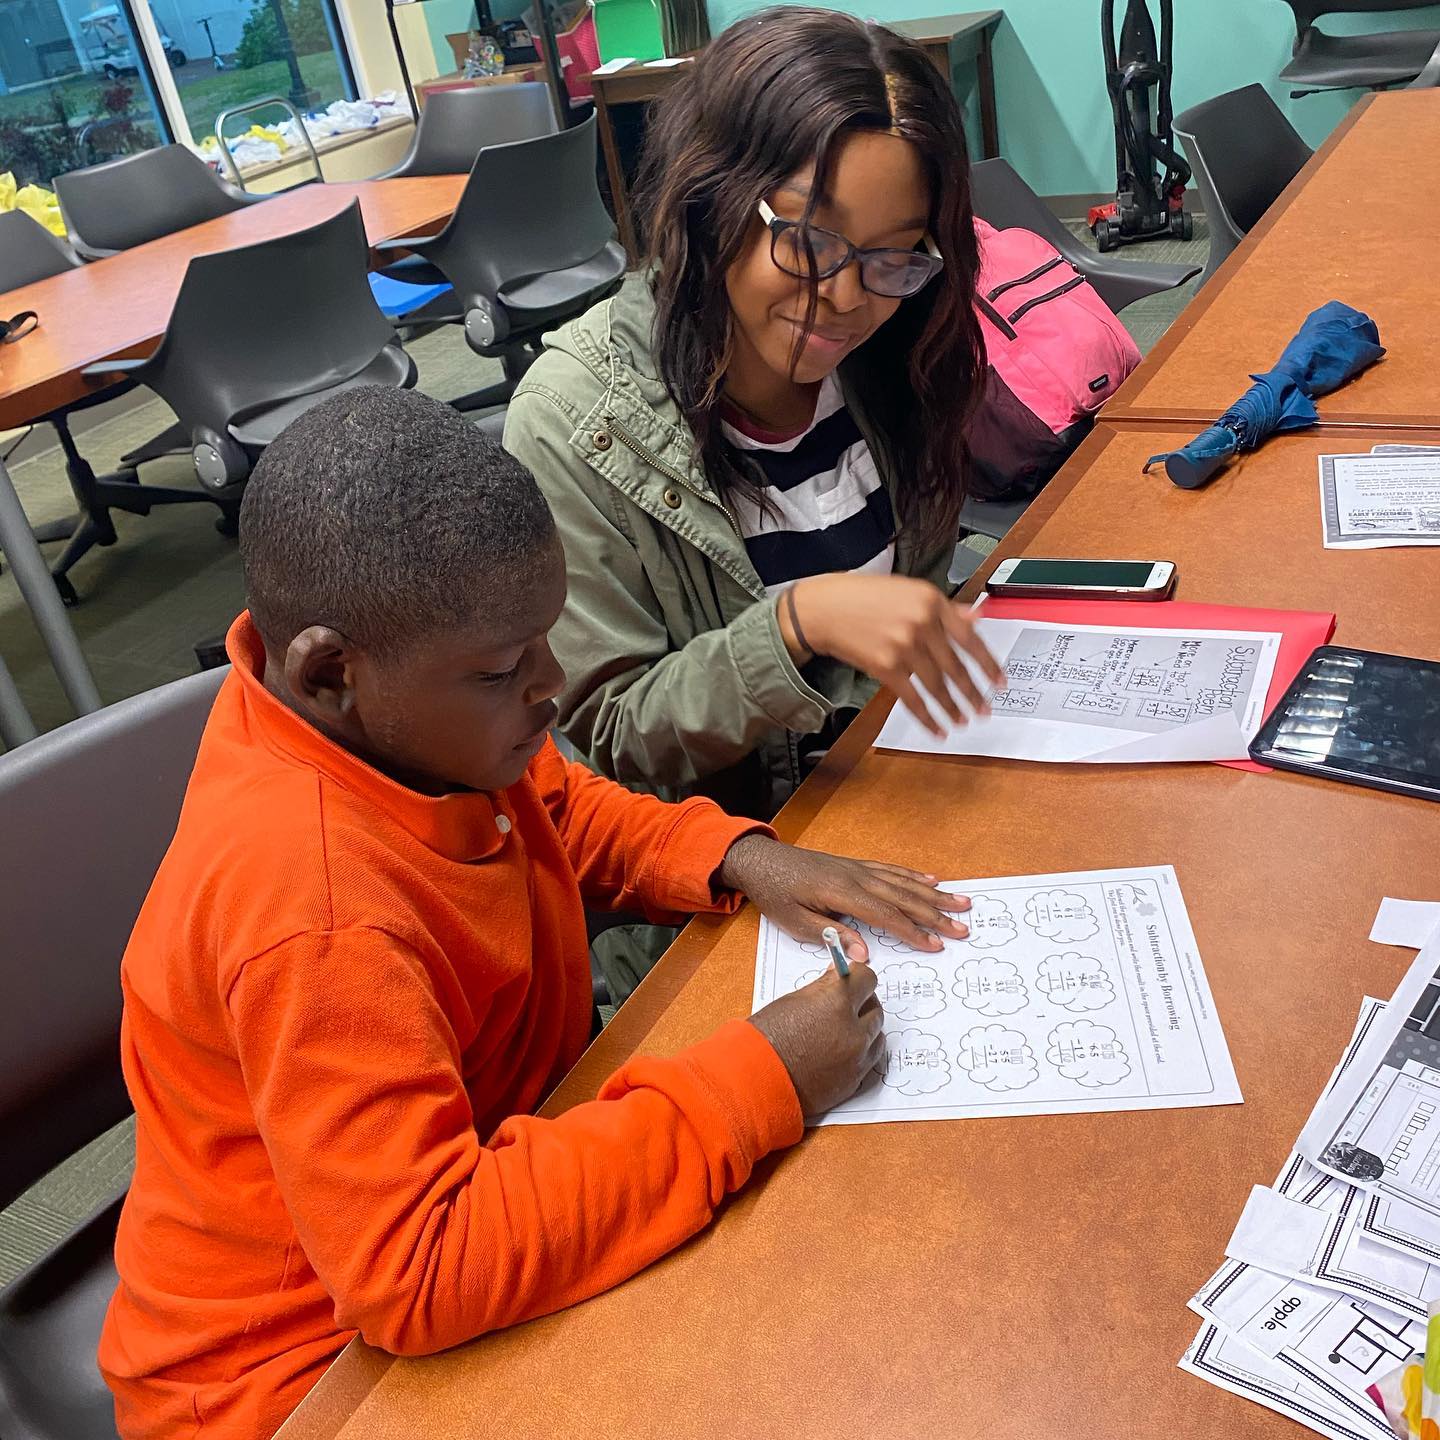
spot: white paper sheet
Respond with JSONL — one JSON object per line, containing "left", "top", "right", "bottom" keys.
{"left": 1298, "top": 932, "right": 1440, "bottom": 1217}
{"left": 751, "top": 865, "right": 1241, "bottom": 1126}
{"left": 1180, "top": 1321, "right": 1376, "bottom": 1440}
{"left": 590, "top": 56, "right": 636, "bottom": 74}
{"left": 1319, "top": 453, "right": 1440, "bottom": 549}
{"left": 1370, "top": 898, "right": 1440, "bottom": 950}
{"left": 874, "top": 618, "right": 1281, "bottom": 763}
{"left": 1189, "top": 1259, "right": 1421, "bottom": 1439}
{"left": 1226, "top": 1182, "right": 1440, "bottom": 1320}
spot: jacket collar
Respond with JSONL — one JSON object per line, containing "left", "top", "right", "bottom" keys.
{"left": 225, "top": 613, "right": 515, "bottom": 864}
{"left": 551, "top": 273, "right": 918, "bottom": 588}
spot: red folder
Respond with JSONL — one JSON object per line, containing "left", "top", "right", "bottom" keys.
{"left": 976, "top": 597, "right": 1337, "bottom": 772}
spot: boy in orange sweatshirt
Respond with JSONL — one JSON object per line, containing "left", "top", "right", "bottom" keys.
{"left": 98, "top": 387, "right": 971, "bottom": 1438}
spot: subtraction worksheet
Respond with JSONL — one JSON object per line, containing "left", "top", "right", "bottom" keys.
{"left": 752, "top": 865, "right": 1242, "bottom": 1127}
{"left": 874, "top": 618, "right": 1281, "bottom": 764}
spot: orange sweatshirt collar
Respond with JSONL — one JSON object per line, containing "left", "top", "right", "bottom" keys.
{"left": 225, "top": 613, "right": 514, "bottom": 864}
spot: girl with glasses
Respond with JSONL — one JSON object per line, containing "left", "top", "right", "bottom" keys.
{"left": 505, "top": 9, "right": 1003, "bottom": 964}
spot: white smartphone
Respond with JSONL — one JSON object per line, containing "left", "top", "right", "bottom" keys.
{"left": 987, "top": 557, "right": 1177, "bottom": 601}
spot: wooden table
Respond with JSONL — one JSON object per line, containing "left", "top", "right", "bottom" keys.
{"left": 0, "top": 175, "right": 463, "bottom": 728}
{"left": 280, "top": 419, "right": 1440, "bottom": 1437}
{"left": 591, "top": 10, "right": 1004, "bottom": 256}
{"left": 1105, "top": 89, "right": 1440, "bottom": 430}
{"left": 0, "top": 176, "right": 464, "bottom": 432}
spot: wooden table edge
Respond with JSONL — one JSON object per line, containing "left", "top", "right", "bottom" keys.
{"left": 1104, "top": 91, "right": 1376, "bottom": 419}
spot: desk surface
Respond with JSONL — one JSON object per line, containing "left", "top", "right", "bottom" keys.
{"left": 281, "top": 419, "right": 1440, "bottom": 1440}
{"left": 1106, "top": 89, "right": 1440, "bottom": 430}
{"left": 0, "top": 175, "right": 464, "bottom": 431}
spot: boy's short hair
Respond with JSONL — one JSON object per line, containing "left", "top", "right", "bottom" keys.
{"left": 240, "top": 387, "right": 556, "bottom": 656}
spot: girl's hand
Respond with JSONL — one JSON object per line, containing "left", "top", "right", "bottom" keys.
{"left": 780, "top": 573, "right": 1006, "bottom": 737}
{"left": 718, "top": 833, "right": 972, "bottom": 957}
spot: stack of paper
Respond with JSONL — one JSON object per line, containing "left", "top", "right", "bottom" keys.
{"left": 1180, "top": 907, "right": 1440, "bottom": 1439}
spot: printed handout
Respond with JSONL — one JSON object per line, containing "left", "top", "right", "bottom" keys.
{"left": 1319, "top": 452, "right": 1440, "bottom": 549}
{"left": 874, "top": 618, "right": 1281, "bottom": 763}
{"left": 751, "top": 865, "right": 1241, "bottom": 1127}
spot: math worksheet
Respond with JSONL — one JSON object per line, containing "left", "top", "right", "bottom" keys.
{"left": 874, "top": 618, "right": 1281, "bottom": 763}
{"left": 1319, "top": 452, "right": 1440, "bottom": 549}
{"left": 751, "top": 865, "right": 1242, "bottom": 1127}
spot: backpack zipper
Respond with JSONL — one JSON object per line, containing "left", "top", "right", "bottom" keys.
{"left": 986, "top": 256, "right": 1063, "bottom": 302}
{"left": 603, "top": 421, "right": 742, "bottom": 537}
{"left": 975, "top": 294, "right": 1017, "bottom": 341}
{"left": 1007, "top": 274, "right": 1086, "bottom": 326}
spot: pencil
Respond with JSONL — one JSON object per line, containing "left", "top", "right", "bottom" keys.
{"left": 821, "top": 926, "right": 851, "bottom": 978}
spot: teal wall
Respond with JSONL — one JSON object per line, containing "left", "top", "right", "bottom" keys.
{"left": 704, "top": 0, "right": 1440, "bottom": 197}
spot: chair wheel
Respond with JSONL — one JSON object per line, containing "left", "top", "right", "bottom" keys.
{"left": 53, "top": 573, "right": 79, "bottom": 607}
{"left": 215, "top": 506, "right": 240, "bottom": 538}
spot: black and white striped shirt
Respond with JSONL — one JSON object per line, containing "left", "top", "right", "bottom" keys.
{"left": 722, "top": 376, "right": 895, "bottom": 596}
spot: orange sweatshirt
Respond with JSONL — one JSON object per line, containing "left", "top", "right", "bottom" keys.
{"left": 99, "top": 614, "right": 803, "bottom": 1439}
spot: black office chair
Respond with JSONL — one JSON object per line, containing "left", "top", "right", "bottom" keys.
{"left": 1272, "top": 0, "right": 1440, "bottom": 96}
{"left": 374, "top": 114, "right": 626, "bottom": 412}
{"left": 0, "top": 666, "right": 226, "bottom": 1440}
{"left": 968, "top": 158, "right": 1201, "bottom": 314}
{"left": 54, "top": 145, "right": 261, "bottom": 261}
{"left": 381, "top": 82, "right": 558, "bottom": 178}
{"left": 83, "top": 202, "right": 416, "bottom": 495}
{"left": 0, "top": 212, "right": 231, "bottom": 605}
{"left": 1174, "top": 85, "right": 1314, "bottom": 286}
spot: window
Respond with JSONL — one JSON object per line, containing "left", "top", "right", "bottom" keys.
{"left": 0, "top": 0, "right": 356, "bottom": 189}
{"left": 152, "top": 0, "right": 355, "bottom": 145}
{"left": 0, "top": 0, "right": 169, "bottom": 187}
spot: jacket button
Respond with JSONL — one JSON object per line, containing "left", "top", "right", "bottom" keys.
{"left": 593, "top": 430, "right": 612, "bottom": 451}
{"left": 662, "top": 488, "right": 682, "bottom": 508}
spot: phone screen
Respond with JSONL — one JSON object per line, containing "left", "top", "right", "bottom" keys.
{"left": 1003, "top": 559, "right": 1158, "bottom": 588}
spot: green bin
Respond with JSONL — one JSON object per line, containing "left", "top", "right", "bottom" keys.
{"left": 592, "top": 0, "right": 666, "bottom": 63}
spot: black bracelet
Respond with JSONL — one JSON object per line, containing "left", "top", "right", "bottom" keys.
{"left": 784, "top": 585, "right": 814, "bottom": 661}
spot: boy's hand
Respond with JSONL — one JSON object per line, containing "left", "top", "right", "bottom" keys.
{"left": 718, "top": 833, "right": 971, "bottom": 958}
{"left": 750, "top": 963, "right": 884, "bottom": 1117}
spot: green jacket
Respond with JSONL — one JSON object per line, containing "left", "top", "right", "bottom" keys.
{"left": 504, "top": 273, "right": 953, "bottom": 819}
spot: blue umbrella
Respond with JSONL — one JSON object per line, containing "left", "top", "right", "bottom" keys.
{"left": 1143, "top": 301, "right": 1385, "bottom": 489}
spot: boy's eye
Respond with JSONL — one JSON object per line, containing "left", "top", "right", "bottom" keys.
{"left": 474, "top": 662, "right": 521, "bottom": 685}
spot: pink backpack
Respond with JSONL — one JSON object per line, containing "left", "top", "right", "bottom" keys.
{"left": 967, "top": 217, "right": 1142, "bottom": 500}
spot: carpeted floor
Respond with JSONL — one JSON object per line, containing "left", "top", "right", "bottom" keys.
{"left": 0, "top": 215, "right": 1209, "bottom": 1289}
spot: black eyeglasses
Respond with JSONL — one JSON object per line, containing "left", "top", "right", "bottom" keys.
{"left": 758, "top": 201, "right": 943, "bottom": 299}
{"left": 0, "top": 311, "right": 37, "bottom": 345}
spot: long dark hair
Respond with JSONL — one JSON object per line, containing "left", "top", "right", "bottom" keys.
{"left": 633, "top": 7, "right": 985, "bottom": 543}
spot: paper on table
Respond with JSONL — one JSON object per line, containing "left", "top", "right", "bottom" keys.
{"left": 1189, "top": 1258, "right": 1421, "bottom": 1440}
{"left": 1371, "top": 899, "right": 1440, "bottom": 950}
{"left": 1319, "top": 453, "right": 1440, "bottom": 549}
{"left": 642, "top": 55, "right": 690, "bottom": 65}
{"left": 1226, "top": 1182, "right": 1440, "bottom": 1321}
{"left": 752, "top": 865, "right": 1241, "bottom": 1127}
{"left": 1180, "top": 1321, "right": 1375, "bottom": 1440}
{"left": 590, "top": 56, "right": 636, "bottom": 74}
{"left": 969, "top": 596, "right": 1336, "bottom": 774}
{"left": 1298, "top": 931, "right": 1440, "bottom": 1216}
{"left": 874, "top": 617, "right": 1281, "bottom": 763}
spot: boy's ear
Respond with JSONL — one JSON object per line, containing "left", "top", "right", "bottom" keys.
{"left": 283, "top": 626, "right": 360, "bottom": 726}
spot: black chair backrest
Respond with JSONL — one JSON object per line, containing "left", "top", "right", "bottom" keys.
{"left": 137, "top": 201, "right": 397, "bottom": 439}
{"left": 424, "top": 114, "right": 615, "bottom": 303}
{"left": 0, "top": 211, "right": 80, "bottom": 291}
{"left": 1280, "top": 0, "right": 1438, "bottom": 29}
{"left": 1174, "top": 84, "right": 1312, "bottom": 235}
{"left": 969, "top": 157, "right": 1086, "bottom": 254}
{"left": 0, "top": 667, "right": 225, "bottom": 1211}
{"left": 54, "top": 145, "right": 252, "bottom": 256}
{"left": 393, "top": 82, "right": 557, "bottom": 177}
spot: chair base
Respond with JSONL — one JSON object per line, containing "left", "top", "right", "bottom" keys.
{"left": 48, "top": 413, "right": 228, "bottom": 607}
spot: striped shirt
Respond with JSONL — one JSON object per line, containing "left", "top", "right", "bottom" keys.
{"left": 722, "top": 376, "right": 895, "bottom": 596}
